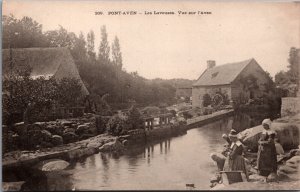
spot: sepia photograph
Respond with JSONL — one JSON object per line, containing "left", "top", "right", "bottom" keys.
{"left": 1, "top": 0, "right": 300, "bottom": 191}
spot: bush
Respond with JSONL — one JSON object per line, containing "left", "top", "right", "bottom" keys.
{"left": 202, "top": 93, "right": 212, "bottom": 107}
{"left": 106, "top": 113, "right": 129, "bottom": 136}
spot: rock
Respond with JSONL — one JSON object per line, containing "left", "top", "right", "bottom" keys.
{"left": 13, "top": 122, "right": 27, "bottom": 136}
{"left": 67, "top": 147, "right": 97, "bottom": 159}
{"left": 278, "top": 155, "right": 300, "bottom": 180}
{"left": 28, "top": 129, "right": 43, "bottom": 149}
{"left": 63, "top": 128, "right": 76, "bottom": 134}
{"left": 241, "top": 123, "right": 300, "bottom": 151}
{"left": 277, "top": 171, "right": 290, "bottom": 181}
{"left": 3, "top": 181, "right": 25, "bottom": 191}
{"left": 62, "top": 132, "right": 78, "bottom": 144}
{"left": 99, "top": 141, "right": 115, "bottom": 152}
{"left": 45, "top": 124, "right": 64, "bottom": 136}
{"left": 248, "top": 174, "right": 266, "bottom": 182}
{"left": 79, "top": 133, "right": 94, "bottom": 140}
{"left": 27, "top": 123, "right": 42, "bottom": 132}
{"left": 35, "top": 159, "right": 70, "bottom": 171}
{"left": 122, "top": 140, "right": 128, "bottom": 146}
{"left": 287, "top": 155, "right": 300, "bottom": 163}
{"left": 279, "top": 165, "right": 297, "bottom": 174}
{"left": 51, "top": 135, "right": 63, "bottom": 146}
{"left": 267, "top": 172, "right": 278, "bottom": 182}
{"left": 99, "top": 140, "right": 125, "bottom": 153}
{"left": 75, "top": 124, "right": 89, "bottom": 135}
{"left": 41, "top": 130, "right": 52, "bottom": 142}
{"left": 33, "top": 122, "right": 46, "bottom": 129}
{"left": 60, "top": 120, "right": 73, "bottom": 126}
{"left": 40, "top": 141, "right": 54, "bottom": 148}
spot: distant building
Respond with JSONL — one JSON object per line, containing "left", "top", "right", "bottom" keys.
{"left": 176, "top": 87, "right": 192, "bottom": 100}
{"left": 192, "top": 59, "right": 272, "bottom": 108}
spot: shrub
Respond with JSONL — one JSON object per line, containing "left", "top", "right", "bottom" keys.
{"left": 202, "top": 93, "right": 212, "bottom": 107}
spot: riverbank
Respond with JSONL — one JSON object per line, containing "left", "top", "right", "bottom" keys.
{"left": 210, "top": 113, "right": 300, "bottom": 190}
{"left": 3, "top": 124, "right": 187, "bottom": 191}
{"left": 3, "top": 123, "right": 186, "bottom": 173}
{"left": 2, "top": 133, "right": 116, "bottom": 170}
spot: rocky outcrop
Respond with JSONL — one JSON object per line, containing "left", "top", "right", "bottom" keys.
{"left": 239, "top": 122, "right": 300, "bottom": 151}
{"left": 2, "top": 181, "right": 25, "bottom": 191}
{"left": 34, "top": 159, "right": 70, "bottom": 172}
{"left": 4, "top": 114, "right": 106, "bottom": 152}
{"left": 99, "top": 139, "right": 125, "bottom": 153}
{"left": 2, "top": 134, "right": 116, "bottom": 170}
{"left": 278, "top": 155, "right": 300, "bottom": 181}
{"left": 51, "top": 135, "right": 63, "bottom": 146}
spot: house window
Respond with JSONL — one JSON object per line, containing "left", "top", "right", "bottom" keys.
{"left": 211, "top": 72, "right": 219, "bottom": 78}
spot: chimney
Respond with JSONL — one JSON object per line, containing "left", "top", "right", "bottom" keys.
{"left": 207, "top": 60, "right": 216, "bottom": 69}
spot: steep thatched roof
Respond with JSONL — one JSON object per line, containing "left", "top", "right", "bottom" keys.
{"left": 2, "top": 47, "right": 89, "bottom": 96}
{"left": 193, "top": 58, "right": 254, "bottom": 87}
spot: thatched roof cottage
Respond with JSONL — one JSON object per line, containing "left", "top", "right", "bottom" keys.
{"left": 2, "top": 47, "right": 89, "bottom": 96}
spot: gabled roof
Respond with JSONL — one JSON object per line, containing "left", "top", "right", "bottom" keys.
{"left": 193, "top": 58, "right": 254, "bottom": 86}
{"left": 2, "top": 47, "right": 89, "bottom": 96}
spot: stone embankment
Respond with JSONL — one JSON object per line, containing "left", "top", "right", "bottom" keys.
{"left": 3, "top": 114, "right": 108, "bottom": 153}
{"left": 3, "top": 120, "right": 186, "bottom": 171}
{"left": 2, "top": 133, "right": 118, "bottom": 170}
{"left": 186, "top": 109, "right": 234, "bottom": 129}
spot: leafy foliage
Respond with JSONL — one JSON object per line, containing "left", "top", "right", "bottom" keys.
{"left": 275, "top": 47, "right": 299, "bottom": 95}
{"left": 202, "top": 93, "right": 212, "bottom": 107}
{"left": 112, "top": 36, "right": 122, "bottom": 69}
{"left": 98, "top": 25, "right": 110, "bottom": 64}
{"left": 2, "top": 60, "right": 83, "bottom": 125}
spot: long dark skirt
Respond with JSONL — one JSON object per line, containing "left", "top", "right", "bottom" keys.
{"left": 224, "top": 155, "right": 249, "bottom": 179}
{"left": 257, "top": 143, "right": 277, "bottom": 176}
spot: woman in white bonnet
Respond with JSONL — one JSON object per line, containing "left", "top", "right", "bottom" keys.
{"left": 257, "top": 118, "right": 277, "bottom": 182}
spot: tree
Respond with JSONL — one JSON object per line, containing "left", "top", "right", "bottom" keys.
{"left": 45, "top": 25, "right": 76, "bottom": 48}
{"left": 2, "top": 15, "right": 48, "bottom": 48}
{"left": 98, "top": 25, "right": 110, "bottom": 64}
{"left": 111, "top": 36, "right": 123, "bottom": 69}
{"left": 287, "top": 47, "right": 299, "bottom": 84}
{"left": 71, "top": 31, "right": 87, "bottom": 63}
{"left": 275, "top": 47, "right": 299, "bottom": 95}
{"left": 87, "top": 30, "right": 96, "bottom": 60}
{"left": 126, "top": 105, "right": 144, "bottom": 130}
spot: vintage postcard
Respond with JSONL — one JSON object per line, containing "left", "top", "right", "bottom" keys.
{"left": 2, "top": 0, "right": 300, "bottom": 191}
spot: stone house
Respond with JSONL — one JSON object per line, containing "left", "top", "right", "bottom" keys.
{"left": 192, "top": 59, "right": 272, "bottom": 108}
{"left": 2, "top": 47, "right": 89, "bottom": 119}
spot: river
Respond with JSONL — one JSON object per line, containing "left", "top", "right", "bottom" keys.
{"left": 24, "top": 112, "right": 269, "bottom": 190}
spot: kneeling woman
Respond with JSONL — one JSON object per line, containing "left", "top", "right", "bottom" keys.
{"left": 224, "top": 129, "right": 249, "bottom": 181}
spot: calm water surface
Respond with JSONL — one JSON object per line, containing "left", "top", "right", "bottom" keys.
{"left": 32, "top": 113, "right": 268, "bottom": 190}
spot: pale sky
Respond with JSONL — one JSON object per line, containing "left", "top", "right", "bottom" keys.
{"left": 3, "top": 0, "right": 300, "bottom": 80}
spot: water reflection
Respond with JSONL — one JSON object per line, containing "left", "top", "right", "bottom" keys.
{"left": 24, "top": 112, "right": 269, "bottom": 190}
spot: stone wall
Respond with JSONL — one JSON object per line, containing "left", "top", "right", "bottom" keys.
{"left": 192, "top": 85, "right": 231, "bottom": 108}
{"left": 281, "top": 97, "right": 300, "bottom": 117}
{"left": 126, "top": 125, "right": 187, "bottom": 145}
